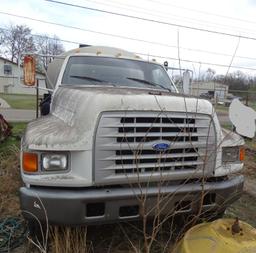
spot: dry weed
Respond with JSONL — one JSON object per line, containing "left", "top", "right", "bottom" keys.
{"left": 0, "top": 145, "right": 21, "bottom": 217}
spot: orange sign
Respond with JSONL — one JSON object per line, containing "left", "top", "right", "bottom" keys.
{"left": 23, "top": 55, "right": 36, "bottom": 86}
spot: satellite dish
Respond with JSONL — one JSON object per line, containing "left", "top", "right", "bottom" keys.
{"left": 229, "top": 98, "right": 256, "bottom": 138}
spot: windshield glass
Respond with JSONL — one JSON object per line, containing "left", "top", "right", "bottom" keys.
{"left": 61, "top": 56, "right": 177, "bottom": 92}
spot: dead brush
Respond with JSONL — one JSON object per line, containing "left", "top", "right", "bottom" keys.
{"left": 50, "top": 226, "right": 93, "bottom": 253}
{"left": 0, "top": 144, "right": 21, "bottom": 217}
{"left": 244, "top": 144, "right": 256, "bottom": 179}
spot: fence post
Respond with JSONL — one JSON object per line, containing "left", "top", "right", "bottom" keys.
{"left": 246, "top": 92, "right": 249, "bottom": 106}
{"left": 36, "top": 79, "right": 39, "bottom": 118}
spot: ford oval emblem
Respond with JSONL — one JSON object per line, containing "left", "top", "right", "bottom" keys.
{"left": 152, "top": 142, "right": 170, "bottom": 151}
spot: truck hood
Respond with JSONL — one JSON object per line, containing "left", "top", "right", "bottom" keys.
{"left": 23, "top": 86, "right": 220, "bottom": 150}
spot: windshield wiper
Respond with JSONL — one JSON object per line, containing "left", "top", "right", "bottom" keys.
{"left": 69, "top": 75, "right": 118, "bottom": 87}
{"left": 69, "top": 75, "right": 104, "bottom": 83}
{"left": 126, "top": 77, "right": 172, "bottom": 93}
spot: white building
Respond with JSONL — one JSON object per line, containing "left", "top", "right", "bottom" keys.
{"left": 190, "top": 81, "right": 229, "bottom": 101}
{"left": 0, "top": 56, "right": 46, "bottom": 95}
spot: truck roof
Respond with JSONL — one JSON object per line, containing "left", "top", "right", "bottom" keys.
{"left": 61, "top": 46, "right": 141, "bottom": 59}
{"left": 46, "top": 46, "right": 145, "bottom": 89}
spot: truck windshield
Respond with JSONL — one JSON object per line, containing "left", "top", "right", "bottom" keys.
{"left": 61, "top": 56, "right": 177, "bottom": 92}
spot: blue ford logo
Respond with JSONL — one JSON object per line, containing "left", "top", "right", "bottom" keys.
{"left": 152, "top": 142, "right": 170, "bottom": 151}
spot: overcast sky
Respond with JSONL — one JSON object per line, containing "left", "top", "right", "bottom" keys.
{"left": 1, "top": 0, "right": 256, "bottom": 76}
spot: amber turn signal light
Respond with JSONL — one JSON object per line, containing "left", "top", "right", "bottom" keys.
{"left": 23, "top": 152, "right": 38, "bottom": 172}
{"left": 239, "top": 147, "right": 245, "bottom": 161}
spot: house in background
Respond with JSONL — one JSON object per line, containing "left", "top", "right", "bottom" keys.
{"left": 0, "top": 56, "right": 46, "bottom": 95}
{"left": 190, "top": 81, "right": 229, "bottom": 101}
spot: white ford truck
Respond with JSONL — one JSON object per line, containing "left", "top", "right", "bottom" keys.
{"left": 20, "top": 46, "right": 244, "bottom": 227}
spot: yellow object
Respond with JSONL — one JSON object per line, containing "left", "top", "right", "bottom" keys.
{"left": 173, "top": 219, "right": 256, "bottom": 253}
{"left": 23, "top": 152, "right": 38, "bottom": 172}
{"left": 239, "top": 146, "right": 245, "bottom": 161}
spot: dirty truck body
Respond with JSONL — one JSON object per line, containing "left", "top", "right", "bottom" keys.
{"left": 20, "top": 47, "right": 244, "bottom": 225}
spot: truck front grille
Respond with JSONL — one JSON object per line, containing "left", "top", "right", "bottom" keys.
{"left": 94, "top": 112, "right": 216, "bottom": 185}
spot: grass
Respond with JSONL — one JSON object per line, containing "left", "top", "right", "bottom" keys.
{"left": 0, "top": 122, "right": 27, "bottom": 153}
{"left": 221, "top": 123, "right": 232, "bottom": 130}
{"left": 0, "top": 93, "right": 37, "bottom": 110}
{"left": 215, "top": 104, "right": 229, "bottom": 113}
{"left": 0, "top": 123, "right": 27, "bottom": 218}
{"left": 1, "top": 122, "right": 256, "bottom": 252}
{"left": 226, "top": 193, "right": 256, "bottom": 227}
{"left": 225, "top": 137, "right": 256, "bottom": 228}
{"left": 248, "top": 101, "right": 256, "bottom": 111}
{"left": 245, "top": 138, "right": 256, "bottom": 150}
{"left": 215, "top": 100, "right": 256, "bottom": 113}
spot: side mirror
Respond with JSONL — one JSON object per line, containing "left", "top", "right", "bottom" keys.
{"left": 41, "top": 102, "right": 50, "bottom": 116}
{"left": 40, "top": 94, "right": 51, "bottom": 116}
{"left": 23, "top": 55, "right": 36, "bottom": 86}
{"left": 164, "top": 61, "right": 168, "bottom": 70}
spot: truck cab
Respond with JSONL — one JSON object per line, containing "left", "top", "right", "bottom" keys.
{"left": 20, "top": 46, "right": 244, "bottom": 226}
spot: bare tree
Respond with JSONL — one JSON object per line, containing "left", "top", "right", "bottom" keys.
{"left": 203, "top": 68, "right": 216, "bottom": 81}
{"left": 35, "top": 34, "right": 65, "bottom": 69}
{"left": 0, "top": 25, "right": 36, "bottom": 63}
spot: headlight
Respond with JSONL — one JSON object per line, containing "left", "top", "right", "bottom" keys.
{"left": 42, "top": 153, "right": 68, "bottom": 171}
{"left": 222, "top": 146, "right": 244, "bottom": 163}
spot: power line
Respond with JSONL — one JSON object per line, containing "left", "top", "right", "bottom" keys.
{"left": 0, "top": 11, "right": 256, "bottom": 60}
{"left": 174, "top": 47, "right": 256, "bottom": 62}
{"left": 146, "top": 0, "right": 256, "bottom": 26}
{"left": 2, "top": 8, "right": 256, "bottom": 64}
{"left": 25, "top": 32, "right": 256, "bottom": 61}
{"left": 0, "top": 11, "right": 174, "bottom": 45}
{"left": 224, "top": 37, "right": 241, "bottom": 78}
{"left": 1, "top": 12, "right": 256, "bottom": 67}
{"left": 1, "top": 23, "right": 255, "bottom": 71}
{"left": 0, "top": 4, "right": 254, "bottom": 72}
{"left": 0, "top": 27, "right": 80, "bottom": 44}
{"left": 1, "top": 20, "right": 256, "bottom": 63}
{"left": 135, "top": 52, "right": 256, "bottom": 71}
{"left": 84, "top": 0, "right": 256, "bottom": 36}
{"left": 45, "top": 0, "right": 256, "bottom": 41}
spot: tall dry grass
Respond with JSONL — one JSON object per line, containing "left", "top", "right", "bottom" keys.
{"left": 1, "top": 116, "right": 252, "bottom": 253}
{"left": 0, "top": 144, "right": 21, "bottom": 217}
